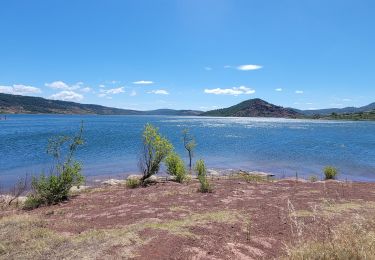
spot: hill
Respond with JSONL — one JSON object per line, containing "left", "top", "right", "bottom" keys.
{"left": 323, "top": 109, "right": 375, "bottom": 120}
{"left": 297, "top": 102, "right": 375, "bottom": 116}
{"left": 201, "top": 98, "right": 302, "bottom": 118}
{"left": 0, "top": 93, "right": 201, "bottom": 116}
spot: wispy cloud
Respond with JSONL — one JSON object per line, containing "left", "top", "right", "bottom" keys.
{"left": 204, "top": 86, "right": 255, "bottom": 96}
{"left": 100, "top": 87, "right": 125, "bottom": 94}
{"left": 147, "top": 89, "right": 169, "bottom": 95}
{"left": 224, "top": 65, "right": 232, "bottom": 69}
{"left": 295, "top": 90, "right": 304, "bottom": 94}
{"left": 79, "top": 87, "right": 92, "bottom": 93}
{"left": 204, "top": 67, "right": 212, "bottom": 71}
{"left": 237, "top": 64, "right": 262, "bottom": 71}
{"left": 130, "top": 90, "right": 137, "bottom": 96}
{"left": 99, "top": 84, "right": 106, "bottom": 88}
{"left": 0, "top": 84, "right": 41, "bottom": 96}
{"left": 133, "top": 80, "right": 154, "bottom": 85}
{"left": 45, "top": 81, "right": 81, "bottom": 90}
{"left": 275, "top": 88, "right": 283, "bottom": 92}
{"left": 342, "top": 98, "right": 352, "bottom": 102}
{"left": 50, "top": 91, "right": 83, "bottom": 102}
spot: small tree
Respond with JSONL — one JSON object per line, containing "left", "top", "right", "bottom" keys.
{"left": 139, "top": 123, "right": 173, "bottom": 183}
{"left": 165, "top": 152, "right": 187, "bottom": 183}
{"left": 195, "top": 159, "right": 212, "bottom": 193}
{"left": 182, "top": 129, "right": 196, "bottom": 171}
{"left": 25, "top": 123, "right": 85, "bottom": 208}
{"left": 324, "top": 166, "right": 338, "bottom": 180}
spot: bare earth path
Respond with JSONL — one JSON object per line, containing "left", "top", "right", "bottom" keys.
{"left": 1, "top": 177, "right": 375, "bottom": 259}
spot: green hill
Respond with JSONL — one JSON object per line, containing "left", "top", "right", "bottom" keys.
{"left": 201, "top": 98, "right": 302, "bottom": 118}
{"left": 0, "top": 93, "right": 201, "bottom": 116}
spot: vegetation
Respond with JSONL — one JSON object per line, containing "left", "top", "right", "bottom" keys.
{"left": 195, "top": 159, "right": 212, "bottom": 193}
{"left": 286, "top": 217, "right": 375, "bottom": 259}
{"left": 0, "top": 93, "right": 201, "bottom": 115}
{"left": 236, "top": 172, "right": 268, "bottom": 182}
{"left": 324, "top": 166, "right": 338, "bottom": 180}
{"left": 308, "top": 175, "right": 318, "bottom": 182}
{"left": 325, "top": 109, "right": 375, "bottom": 120}
{"left": 138, "top": 123, "right": 173, "bottom": 183}
{"left": 24, "top": 124, "right": 85, "bottom": 209}
{"left": 182, "top": 129, "right": 196, "bottom": 171}
{"left": 201, "top": 98, "right": 301, "bottom": 118}
{"left": 126, "top": 178, "right": 141, "bottom": 189}
{"left": 165, "top": 152, "right": 188, "bottom": 183}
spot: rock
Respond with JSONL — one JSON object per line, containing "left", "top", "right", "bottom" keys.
{"left": 126, "top": 174, "right": 142, "bottom": 180}
{"left": 207, "top": 169, "right": 220, "bottom": 176}
{"left": 101, "top": 179, "right": 127, "bottom": 186}
{"left": 0, "top": 195, "right": 27, "bottom": 205}
{"left": 70, "top": 185, "right": 90, "bottom": 192}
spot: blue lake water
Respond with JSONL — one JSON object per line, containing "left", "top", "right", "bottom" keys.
{"left": 1, "top": 114, "right": 375, "bottom": 186}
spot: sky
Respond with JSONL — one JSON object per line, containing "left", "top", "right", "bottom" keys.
{"left": 0, "top": 0, "right": 374, "bottom": 111}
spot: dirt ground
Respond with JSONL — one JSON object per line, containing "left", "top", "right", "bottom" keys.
{"left": 2, "top": 176, "right": 375, "bottom": 259}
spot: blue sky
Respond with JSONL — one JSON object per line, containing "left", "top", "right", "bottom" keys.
{"left": 0, "top": 0, "right": 374, "bottom": 111}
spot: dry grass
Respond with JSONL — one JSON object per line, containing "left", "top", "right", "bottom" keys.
{"left": 232, "top": 172, "right": 269, "bottom": 183}
{"left": 286, "top": 214, "right": 375, "bottom": 259}
{"left": 0, "top": 214, "right": 144, "bottom": 259}
{"left": 0, "top": 210, "right": 243, "bottom": 259}
{"left": 292, "top": 200, "right": 375, "bottom": 218}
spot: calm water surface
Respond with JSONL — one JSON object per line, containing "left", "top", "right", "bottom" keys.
{"left": 1, "top": 115, "right": 375, "bottom": 186}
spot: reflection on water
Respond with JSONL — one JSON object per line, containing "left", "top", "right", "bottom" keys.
{"left": 1, "top": 114, "right": 375, "bottom": 186}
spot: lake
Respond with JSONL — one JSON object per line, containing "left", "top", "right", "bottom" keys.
{"left": 1, "top": 114, "right": 375, "bottom": 186}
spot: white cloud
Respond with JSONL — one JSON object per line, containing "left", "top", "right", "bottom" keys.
{"left": 0, "top": 84, "right": 42, "bottom": 95}
{"left": 275, "top": 88, "right": 283, "bottom": 92}
{"left": 237, "top": 64, "right": 262, "bottom": 71}
{"left": 342, "top": 98, "right": 351, "bottom": 102}
{"left": 147, "top": 89, "right": 169, "bottom": 95}
{"left": 295, "top": 90, "right": 304, "bottom": 94}
{"left": 130, "top": 90, "right": 137, "bottom": 96}
{"left": 204, "top": 67, "right": 212, "bottom": 71}
{"left": 224, "top": 65, "right": 232, "bottom": 69}
{"left": 50, "top": 91, "right": 83, "bottom": 102}
{"left": 100, "top": 87, "right": 125, "bottom": 94}
{"left": 45, "top": 81, "right": 72, "bottom": 90}
{"left": 80, "top": 87, "right": 92, "bottom": 93}
{"left": 99, "top": 84, "right": 106, "bottom": 88}
{"left": 45, "top": 81, "right": 86, "bottom": 91}
{"left": 204, "top": 86, "right": 255, "bottom": 96}
{"left": 133, "top": 80, "right": 154, "bottom": 85}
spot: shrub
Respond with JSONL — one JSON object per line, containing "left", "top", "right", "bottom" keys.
{"left": 25, "top": 123, "right": 85, "bottom": 209}
{"left": 139, "top": 123, "right": 173, "bottom": 184}
{"left": 126, "top": 178, "right": 141, "bottom": 189}
{"left": 165, "top": 152, "right": 188, "bottom": 183}
{"left": 195, "top": 159, "right": 212, "bottom": 193}
{"left": 324, "top": 166, "right": 338, "bottom": 180}
{"left": 308, "top": 175, "right": 318, "bottom": 182}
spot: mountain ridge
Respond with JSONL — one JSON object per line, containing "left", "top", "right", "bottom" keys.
{"left": 1, "top": 93, "right": 374, "bottom": 119}
{"left": 0, "top": 93, "right": 202, "bottom": 116}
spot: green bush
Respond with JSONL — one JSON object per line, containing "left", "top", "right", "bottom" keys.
{"left": 195, "top": 159, "right": 212, "bottom": 193}
{"left": 324, "top": 166, "right": 338, "bottom": 180}
{"left": 165, "top": 152, "right": 187, "bottom": 183}
{"left": 25, "top": 124, "right": 85, "bottom": 209}
{"left": 126, "top": 178, "right": 141, "bottom": 189}
{"left": 309, "top": 175, "right": 318, "bottom": 182}
{"left": 139, "top": 123, "right": 173, "bottom": 184}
